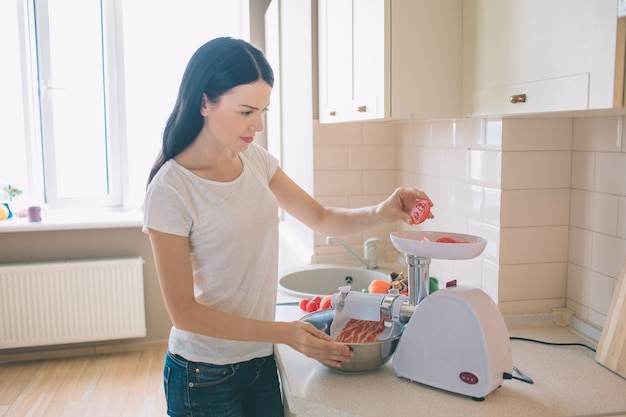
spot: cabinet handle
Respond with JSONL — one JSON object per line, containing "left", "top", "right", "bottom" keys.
{"left": 329, "top": 111, "right": 336, "bottom": 116}
{"left": 357, "top": 105, "right": 367, "bottom": 112}
{"left": 509, "top": 94, "right": 526, "bottom": 104}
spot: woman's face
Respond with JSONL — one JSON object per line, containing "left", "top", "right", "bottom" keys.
{"left": 201, "top": 81, "right": 272, "bottom": 152}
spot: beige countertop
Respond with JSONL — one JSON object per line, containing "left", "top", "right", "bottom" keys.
{"left": 275, "top": 304, "right": 626, "bottom": 417}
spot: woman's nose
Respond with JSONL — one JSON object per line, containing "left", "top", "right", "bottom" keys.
{"left": 252, "top": 113, "right": 265, "bottom": 132}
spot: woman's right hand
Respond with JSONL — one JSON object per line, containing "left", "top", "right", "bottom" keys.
{"left": 282, "top": 321, "right": 353, "bottom": 368}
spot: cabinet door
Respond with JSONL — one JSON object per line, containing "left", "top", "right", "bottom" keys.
{"left": 352, "top": 0, "right": 385, "bottom": 120}
{"left": 463, "top": 0, "right": 619, "bottom": 116}
{"left": 318, "top": 0, "right": 352, "bottom": 123}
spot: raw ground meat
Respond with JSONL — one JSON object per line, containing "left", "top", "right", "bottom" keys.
{"left": 334, "top": 318, "right": 386, "bottom": 343}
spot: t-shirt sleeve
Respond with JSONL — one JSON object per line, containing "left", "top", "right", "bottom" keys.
{"left": 142, "top": 181, "right": 193, "bottom": 237}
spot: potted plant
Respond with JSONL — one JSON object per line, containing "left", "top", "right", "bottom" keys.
{"left": 0, "top": 184, "right": 23, "bottom": 220}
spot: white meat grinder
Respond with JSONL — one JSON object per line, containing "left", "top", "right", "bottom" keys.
{"left": 335, "top": 231, "right": 513, "bottom": 401}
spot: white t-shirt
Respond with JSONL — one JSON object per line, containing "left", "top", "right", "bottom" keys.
{"left": 142, "top": 143, "right": 280, "bottom": 364}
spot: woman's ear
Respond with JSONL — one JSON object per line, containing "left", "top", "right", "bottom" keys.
{"left": 200, "top": 93, "right": 211, "bottom": 117}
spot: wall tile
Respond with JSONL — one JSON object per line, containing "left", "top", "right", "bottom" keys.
{"left": 482, "top": 259, "right": 500, "bottom": 301}
{"left": 485, "top": 118, "right": 503, "bottom": 150}
{"left": 618, "top": 197, "right": 626, "bottom": 239}
{"left": 453, "top": 183, "right": 483, "bottom": 220}
{"left": 314, "top": 145, "right": 348, "bottom": 170}
{"left": 500, "top": 299, "right": 565, "bottom": 315}
{"left": 503, "top": 118, "right": 572, "bottom": 151}
{"left": 427, "top": 177, "right": 455, "bottom": 211}
{"left": 483, "top": 187, "right": 501, "bottom": 227}
{"left": 468, "top": 220, "right": 500, "bottom": 263}
{"left": 455, "top": 118, "right": 484, "bottom": 149}
{"left": 469, "top": 150, "right": 501, "bottom": 186}
{"left": 431, "top": 120, "right": 455, "bottom": 148}
{"left": 361, "top": 122, "right": 397, "bottom": 144}
{"left": 571, "top": 151, "right": 595, "bottom": 191}
{"left": 594, "top": 152, "right": 626, "bottom": 195}
{"left": 566, "top": 264, "right": 613, "bottom": 319}
{"left": 361, "top": 170, "right": 396, "bottom": 195}
{"left": 500, "top": 189, "right": 570, "bottom": 227}
{"left": 442, "top": 148, "right": 469, "bottom": 181}
{"left": 499, "top": 263, "right": 567, "bottom": 301}
{"left": 348, "top": 145, "right": 396, "bottom": 170}
{"left": 314, "top": 171, "right": 361, "bottom": 195}
{"left": 591, "top": 232, "right": 626, "bottom": 279}
{"left": 500, "top": 226, "right": 569, "bottom": 264}
{"left": 568, "top": 226, "right": 593, "bottom": 269}
{"left": 570, "top": 189, "right": 619, "bottom": 235}
{"left": 501, "top": 151, "right": 571, "bottom": 189}
{"left": 573, "top": 116, "right": 622, "bottom": 152}
{"left": 314, "top": 121, "right": 362, "bottom": 145}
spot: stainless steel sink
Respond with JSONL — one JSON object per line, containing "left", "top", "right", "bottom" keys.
{"left": 278, "top": 264, "right": 390, "bottom": 296}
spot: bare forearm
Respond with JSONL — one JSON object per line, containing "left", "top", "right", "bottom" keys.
{"left": 168, "top": 301, "right": 290, "bottom": 344}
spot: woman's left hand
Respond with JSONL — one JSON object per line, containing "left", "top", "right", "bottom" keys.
{"left": 378, "top": 187, "right": 433, "bottom": 224}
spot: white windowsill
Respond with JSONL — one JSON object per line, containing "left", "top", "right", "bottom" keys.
{"left": 0, "top": 208, "right": 143, "bottom": 233}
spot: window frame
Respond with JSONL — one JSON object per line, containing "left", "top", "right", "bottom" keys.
{"left": 21, "top": 0, "right": 128, "bottom": 210}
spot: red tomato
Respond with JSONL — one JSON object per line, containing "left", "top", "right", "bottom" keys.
{"left": 311, "top": 296, "right": 322, "bottom": 304}
{"left": 305, "top": 300, "right": 319, "bottom": 312}
{"left": 320, "top": 295, "right": 332, "bottom": 310}
{"left": 299, "top": 299, "right": 309, "bottom": 311}
{"left": 410, "top": 199, "right": 431, "bottom": 225}
{"left": 436, "top": 236, "right": 456, "bottom": 243}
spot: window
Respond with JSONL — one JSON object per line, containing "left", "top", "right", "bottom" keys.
{"left": 1, "top": 0, "right": 249, "bottom": 212}
{"left": 33, "top": 0, "right": 125, "bottom": 208}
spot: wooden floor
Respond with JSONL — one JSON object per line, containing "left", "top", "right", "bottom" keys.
{"left": 0, "top": 344, "right": 168, "bottom": 417}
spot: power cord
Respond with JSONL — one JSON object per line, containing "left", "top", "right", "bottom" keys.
{"left": 510, "top": 336, "right": 597, "bottom": 353}
{"left": 503, "top": 336, "right": 597, "bottom": 385}
{"left": 504, "top": 366, "right": 534, "bottom": 384}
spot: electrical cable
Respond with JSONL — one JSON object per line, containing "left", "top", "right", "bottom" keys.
{"left": 510, "top": 336, "right": 596, "bottom": 353}
{"left": 504, "top": 336, "right": 597, "bottom": 385}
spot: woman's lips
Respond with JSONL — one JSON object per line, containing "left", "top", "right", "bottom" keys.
{"left": 241, "top": 136, "right": 254, "bottom": 144}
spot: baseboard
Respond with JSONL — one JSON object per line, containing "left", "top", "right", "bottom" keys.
{"left": 0, "top": 339, "right": 168, "bottom": 364}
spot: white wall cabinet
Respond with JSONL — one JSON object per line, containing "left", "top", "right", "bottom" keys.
{"left": 318, "top": 0, "right": 462, "bottom": 123}
{"left": 462, "top": 0, "right": 622, "bottom": 116}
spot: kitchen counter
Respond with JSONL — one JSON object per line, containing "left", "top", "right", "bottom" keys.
{"left": 275, "top": 305, "right": 626, "bottom": 417}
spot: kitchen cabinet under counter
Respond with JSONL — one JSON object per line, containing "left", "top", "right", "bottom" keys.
{"left": 275, "top": 305, "right": 626, "bottom": 417}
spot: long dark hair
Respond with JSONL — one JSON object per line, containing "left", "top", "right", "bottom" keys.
{"left": 147, "top": 37, "right": 274, "bottom": 185}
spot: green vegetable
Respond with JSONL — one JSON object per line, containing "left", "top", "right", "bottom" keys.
{"left": 429, "top": 277, "right": 439, "bottom": 294}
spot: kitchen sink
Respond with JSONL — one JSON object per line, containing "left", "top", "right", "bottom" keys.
{"left": 278, "top": 264, "right": 390, "bottom": 296}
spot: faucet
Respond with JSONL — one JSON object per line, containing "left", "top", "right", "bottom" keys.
{"left": 325, "top": 236, "right": 379, "bottom": 269}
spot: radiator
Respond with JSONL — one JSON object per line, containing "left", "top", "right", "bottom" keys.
{"left": 0, "top": 257, "right": 146, "bottom": 349}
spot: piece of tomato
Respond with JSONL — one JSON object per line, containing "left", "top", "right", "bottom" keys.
{"left": 320, "top": 295, "right": 332, "bottom": 310}
{"left": 436, "top": 236, "right": 456, "bottom": 243}
{"left": 305, "top": 300, "right": 319, "bottom": 312}
{"left": 410, "top": 199, "right": 431, "bottom": 225}
{"left": 299, "top": 299, "right": 309, "bottom": 311}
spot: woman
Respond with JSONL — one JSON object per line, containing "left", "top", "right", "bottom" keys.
{"left": 143, "top": 37, "right": 433, "bottom": 417}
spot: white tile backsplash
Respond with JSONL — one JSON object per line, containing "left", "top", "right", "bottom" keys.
{"left": 307, "top": 116, "right": 626, "bottom": 330}
{"left": 500, "top": 189, "right": 570, "bottom": 227}
{"left": 594, "top": 152, "right": 626, "bottom": 195}
{"left": 573, "top": 116, "right": 622, "bottom": 152}
{"left": 501, "top": 151, "right": 571, "bottom": 189}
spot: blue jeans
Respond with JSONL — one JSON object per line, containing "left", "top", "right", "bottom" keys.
{"left": 164, "top": 351, "right": 283, "bottom": 417}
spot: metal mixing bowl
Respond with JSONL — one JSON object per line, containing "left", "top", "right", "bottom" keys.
{"left": 300, "top": 309, "right": 401, "bottom": 372}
